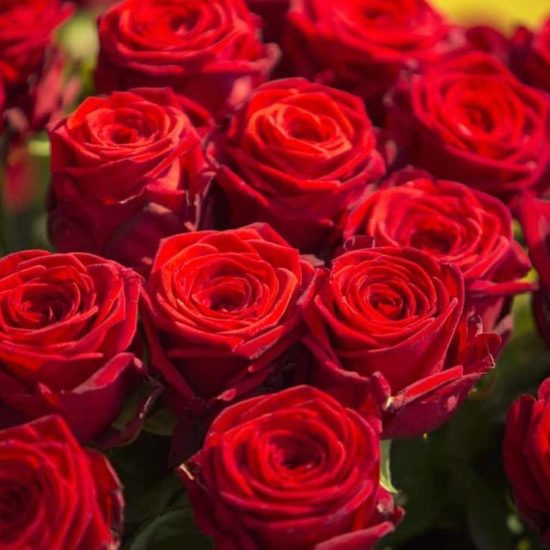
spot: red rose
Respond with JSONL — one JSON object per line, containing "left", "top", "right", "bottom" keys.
{"left": 503, "top": 378, "right": 550, "bottom": 545}
{"left": 386, "top": 52, "right": 550, "bottom": 202}
{"left": 142, "top": 224, "right": 318, "bottom": 419}
{"left": 95, "top": 0, "right": 279, "bottom": 120}
{"left": 0, "top": 250, "right": 143, "bottom": 442}
{"left": 285, "top": 0, "right": 463, "bottom": 121}
{"left": 343, "top": 170, "right": 533, "bottom": 335}
{"left": 0, "top": 415, "right": 123, "bottom": 549}
{"left": 510, "top": 18, "right": 550, "bottom": 94}
{"left": 302, "top": 243, "right": 499, "bottom": 438}
{"left": 215, "top": 78, "right": 385, "bottom": 253}
{"left": 180, "top": 385, "right": 402, "bottom": 550}
{"left": 48, "top": 87, "right": 212, "bottom": 274}
{"left": 515, "top": 195, "right": 550, "bottom": 346}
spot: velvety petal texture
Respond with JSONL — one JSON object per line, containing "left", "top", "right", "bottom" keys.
{"left": 142, "top": 224, "right": 318, "bottom": 418}
{"left": 504, "top": 378, "right": 550, "bottom": 546}
{"left": 180, "top": 385, "right": 402, "bottom": 549}
{"left": 48, "top": 87, "right": 212, "bottom": 274}
{"left": 0, "top": 415, "right": 123, "bottom": 550}
{"left": 301, "top": 243, "right": 499, "bottom": 437}
{"left": 285, "top": 0, "right": 464, "bottom": 120}
{"left": 386, "top": 52, "right": 550, "bottom": 202}
{"left": 0, "top": 250, "right": 143, "bottom": 442}
{"left": 95, "top": 0, "right": 279, "bottom": 119}
{"left": 344, "top": 169, "right": 533, "bottom": 334}
{"left": 215, "top": 78, "right": 385, "bottom": 253}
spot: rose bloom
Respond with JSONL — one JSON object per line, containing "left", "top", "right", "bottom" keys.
{"left": 180, "top": 385, "right": 402, "bottom": 550}
{"left": 504, "top": 378, "right": 550, "bottom": 545}
{"left": 48, "top": 87, "right": 212, "bottom": 275}
{"left": 344, "top": 170, "right": 533, "bottom": 335}
{"left": 386, "top": 52, "right": 550, "bottom": 202}
{"left": 510, "top": 17, "right": 550, "bottom": 94}
{"left": 0, "top": 250, "right": 142, "bottom": 442}
{"left": 142, "top": 224, "right": 318, "bottom": 421}
{"left": 95, "top": 0, "right": 278, "bottom": 120}
{"left": 215, "top": 78, "right": 385, "bottom": 254}
{"left": 515, "top": 195, "right": 550, "bottom": 346}
{"left": 285, "top": 0, "right": 463, "bottom": 121}
{"left": 301, "top": 243, "right": 499, "bottom": 438}
{"left": 0, "top": 415, "right": 123, "bottom": 549}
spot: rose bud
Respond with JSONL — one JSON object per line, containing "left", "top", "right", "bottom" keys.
{"left": 0, "top": 0, "right": 74, "bottom": 133}
{"left": 141, "top": 224, "right": 319, "bottom": 422}
{"left": 180, "top": 385, "right": 402, "bottom": 550}
{"left": 215, "top": 78, "right": 385, "bottom": 254}
{"left": 504, "top": 378, "right": 550, "bottom": 545}
{"left": 510, "top": 17, "right": 550, "bottom": 94}
{"left": 0, "top": 415, "right": 123, "bottom": 549}
{"left": 48, "top": 87, "right": 212, "bottom": 275}
{"left": 386, "top": 51, "right": 550, "bottom": 202}
{"left": 343, "top": 170, "right": 533, "bottom": 337}
{"left": 0, "top": 250, "right": 143, "bottom": 442}
{"left": 285, "top": 0, "right": 464, "bottom": 122}
{"left": 95, "top": 0, "right": 279, "bottom": 120}
{"left": 301, "top": 243, "right": 499, "bottom": 438}
{"left": 515, "top": 195, "right": 550, "bottom": 346}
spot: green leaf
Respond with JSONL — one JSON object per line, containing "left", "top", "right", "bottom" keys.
{"left": 380, "top": 440, "right": 398, "bottom": 494}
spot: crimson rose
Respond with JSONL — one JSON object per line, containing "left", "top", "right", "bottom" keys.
{"left": 95, "top": 0, "right": 278, "bottom": 120}
{"left": 181, "top": 385, "right": 402, "bottom": 550}
{"left": 0, "top": 250, "right": 142, "bottom": 442}
{"left": 344, "top": 170, "right": 533, "bottom": 335}
{"left": 386, "top": 52, "right": 550, "bottom": 202}
{"left": 515, "top": 195, "right": 550, "bottom": 346}
{"left": 215, "top": 78, "right": 385, "bottom": 253}
{"left": 0, "top": 415, "right": 123, "bottom": 549}
{"left": 302, "top": 243, "right": 499, "bottom": 438}
{"left": 504, "top": 378, "right": 550, "bottom": 545}
{"left": 285, "top": 0, "right": 463, "bottom": 121}
{"left": 48, "top": 87, "right": 211, "bottom": 274}
{"left": 142, "top": 224, "right": 318, "bottom": 419}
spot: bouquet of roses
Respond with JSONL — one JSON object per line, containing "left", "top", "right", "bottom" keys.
{"left": 1, "top": 0, "right": 550, "bottom": 548}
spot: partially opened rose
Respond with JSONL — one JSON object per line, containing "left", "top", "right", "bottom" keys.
{"left": 142, "top": 224, "right": 318, "bottom": 419}
{"left": 504, "top": 378, "right": 550, "bottom": 545}
{"left": 302, "top": 243, "right": 499, "bottom": 438}
{"left": 0, "top": 250, "right": 142, "bottom": 442}
{"left": 511, "top": 17, "right": 550, "bottom": 94}
{"left": 515, "top": 195, "right": 550, "bottom": 346}
{"left": 180, "top": 385, "right": 402, "bottom": 550}
{"left": 0, "top": 415, "right": 123, "bottom": 549}
{"left": 386, "top": 52, "right": 550, "bottom": 201}
{"left": 215, "top": 78, "right": 385, "bottom": 253}
{"left": 344, "top": 170, "right": 533, "bottom": 334}
{"left": 95, "top": 0, "right": 278, "bottom": 120}
{"left": 48, "top": 87, "right": 211, "bottom": 274}
{"left": 285, "top": 0, "right": 463, "bottom": 121}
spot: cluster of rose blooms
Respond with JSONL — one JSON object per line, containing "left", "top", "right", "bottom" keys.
{"left": 2, "top": 0, "right": 550, "bottom": 548}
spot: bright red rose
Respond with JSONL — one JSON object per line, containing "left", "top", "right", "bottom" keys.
{"left": 0, "top": 250, "right": 143, "bottom": 442}
{"left": 95, "top": 0, "right": 279, "bottom": 120}
{"left": 0, "top": 415, "right": 123, "bottom": 550}
{"left": 504, "top": 378, "right": 550, "bottom": 545}
{"left": 141, "top": 224, "right": 318, "bottom": 420}
{"left": 386, "top": 52, "right": 550, "bottom": 202}
{"left": 301, "top": 243, "right": 499, "bottom": 438}
{"left": 285, "top": 0, "right": 464, "bottom": 121}
{"left": 0, "top": 0, "right": 74, "bottom": 133}
{"left": 215, "top": 78, "right": 385, "bottom": 253}
{"left": 515, "top": 195, "right": 550, "bottom": 346}
{"left": 510, "top": 18, "right": 550, "bottom": 94}
{"left": 344, "top": 170, "right": 533, "bottom": 336}
{"left": 48, "top": 88, "right": 212, "bottom": 274}
{"left": 180, "top": 385, "right": 402, "bottom": 550}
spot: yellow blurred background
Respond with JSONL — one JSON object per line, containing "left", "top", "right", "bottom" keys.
{"left": 435, "top": 0, "right": 549, "bottom": 31}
